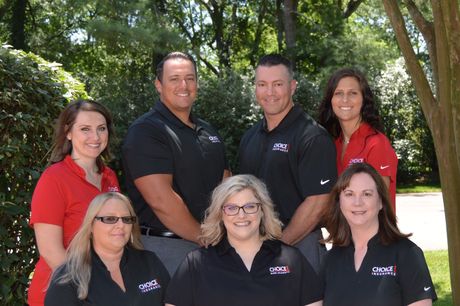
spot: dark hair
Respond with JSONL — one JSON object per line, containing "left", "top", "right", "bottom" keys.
{"left": 256, "top": 54, "right": 294, "bottom": 79}
{"left": 318, "top": 68, "right": 383, "bottom": 138}
{"left": 49, "top": 99, "right": 114, "bottom": 172}
{"left": 324, "top": 163, "right": 410, "bottom": 246}
{"left": 155, "top": 51, "right": 197, "bottom": 83}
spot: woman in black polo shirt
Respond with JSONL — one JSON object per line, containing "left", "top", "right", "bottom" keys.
{"left": 321, "top": 163, "right": 436, "bottom": 306}
{"left": 45, "top": 192, "right": 170, "bottom": 306}
{"left": 165, "top": 174, "right": 323, "bottom": 306}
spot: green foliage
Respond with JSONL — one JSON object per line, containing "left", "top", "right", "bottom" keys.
{"left": 374, "top": 58, "right": 437, "bottom": 184}
{"left": 0, "top": 44, "right": 87, "bottom": 305}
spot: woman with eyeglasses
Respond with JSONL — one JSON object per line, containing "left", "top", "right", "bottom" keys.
{"left": 45, "top": 192, "right": 170, "bottom": 306}
{"left": 28, "top": 100, "right": 120, "bottom": 306}
{"left": 165, "top": 174, "right": 323, "bottom": 306}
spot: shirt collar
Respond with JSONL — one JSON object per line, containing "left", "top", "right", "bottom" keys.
{"left": 154, "top": 100, "right": 197, "bottom": 129}
{"left": 63, "top": 154, "right": 108, "bottom": 178}
{"left": 338, "top": 122, "right": 377, "bottom": 145}
{"left": 91, "top": 245, "right": 129, "bottom": 270}
{"left": 261, "top": 104, "right": 303, "bottom": 133}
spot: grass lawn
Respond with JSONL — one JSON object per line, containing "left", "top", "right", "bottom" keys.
{"left": 425, "top": 250, "right": 452, "bottom": 305}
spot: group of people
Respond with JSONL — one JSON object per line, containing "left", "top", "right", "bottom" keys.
{"left": 27, "top": 51, "right": 437, "bottom": 306}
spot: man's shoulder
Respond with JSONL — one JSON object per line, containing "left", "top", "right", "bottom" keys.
{"left": 241, "top": 120, "right": 264, "bottom": 140}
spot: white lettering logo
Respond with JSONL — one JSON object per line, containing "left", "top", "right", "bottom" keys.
{"left": 349, "top": 158, "right": 364, "bottom": 164}
{"left": 138, "top": 279, "right": 161, "bottom": 293}
{"left": 269, "top": 265, "right": 290, "bottom": 275}
{"left": 272, "top": 143, "right": 289, "bottom": 153}
{"left": 380, "top": 165, "right": 390, "bottom": 170}
{"left": 208, "top": 136, "right": 221, "bottom": 143}
{"left": 320, "top": 179, "right": 330, "bottom": 185}
{"left": 371, "top": 265, "right": 397, "bottom": 276}
{"left": 108, "top": 186, "right": 119, "bottom": 192}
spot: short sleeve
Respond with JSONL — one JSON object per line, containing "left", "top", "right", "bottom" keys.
{"left": 300, "top": 253, "right": 324, "bottom": 304}
{"left": 30, "top": 170, "right": 67, "bottom": 227}
{"left": 366, "top": 137, "right": 397, "bottom": 178}
{"left": 164, "top": 254, "right": 195, "bottom": 306}
{"left": 298, "top": 133, "right": 338, "bottom": 197}
{"left": 45, "top": 267, "right": 82, "bottom": 306}
{"left": 122, "top": 121, "right": 174, "bottom": 180}
{"left": 398, "top": 243, "right": 437, "bottom": 304}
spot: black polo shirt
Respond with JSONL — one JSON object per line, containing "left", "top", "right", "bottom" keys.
{"left": 321, "top": 235, "right": 437, "bottom": 306}
{"left": 122, "top": 101, "right": 228, "bottom": 230}
{"left": 45, "top": 247, "right": 170, "bottom": 306}
{"left": 165, "top": 238, "right": 323, "bottom": 306}
{"left": 238, "top": 105, "right": 337, "bottom": 224}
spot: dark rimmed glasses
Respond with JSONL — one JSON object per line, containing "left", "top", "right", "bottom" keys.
{"left": 222, "top": 202, "right": 261, "bottom": 216}
{"left": 94, "top": 216, "right": 137, "bottom": 224}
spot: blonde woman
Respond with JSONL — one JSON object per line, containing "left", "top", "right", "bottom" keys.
{"left": 45, "top": 192, "right": 169, "bottom": 306}
{"left": 165, "top": 175, "right": 323, "bottom": 306}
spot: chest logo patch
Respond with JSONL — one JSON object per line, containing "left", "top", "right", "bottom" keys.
{"left": 208, "top": 135, "right": 221, "bottom": 143}
{"left": 138, "top": 278, "right": 161, "bottom": 293}
{"left": 371, "top": 265, "right": 397, "bottom": 276}
{"left": 272, "top": 143, "right": 289, "bottom": 153}
{"left": 108, "top": 186, "right": 119, "bottom": 192}
{"left": 349, "top": 158, "right": 364, "bottom": 164}
{"left": 269, "top": 265, "right": 290, "bottom": 275}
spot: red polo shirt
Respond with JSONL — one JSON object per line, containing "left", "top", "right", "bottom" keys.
{"left": 28, "top": 155, "right": 119, "bottom": 305}
{"left": 335, "top": 123, "right": 398, "bottom": 211}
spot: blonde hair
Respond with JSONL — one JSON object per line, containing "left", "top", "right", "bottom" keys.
{"left": 53, "top": 192, "right": 143, "bottom": 299}
{"left": 200, "top": 174, "right": 283, "bottom": 246}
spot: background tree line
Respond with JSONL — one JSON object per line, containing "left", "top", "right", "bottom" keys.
{"left": 2, "top": 0, "right": 458, "bottom": 304}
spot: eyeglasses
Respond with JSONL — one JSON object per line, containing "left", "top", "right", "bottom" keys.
{"left": 222, "top": 203, "right": 261, "bottom": 216}
{"left": 94, "top": 216, "right": 137, "bottom": 224}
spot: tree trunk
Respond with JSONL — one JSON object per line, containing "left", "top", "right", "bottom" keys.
{"left": 11, "top": 0, "right": 27, "bottom": 50}
{"left": 382, "top": 0, "right": 460, "bottom": 304}
{"left": 283, "top": 0, "right": 297, "bottom": 64}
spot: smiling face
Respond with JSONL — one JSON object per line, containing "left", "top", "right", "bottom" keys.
{"left": 155, "top": 58, "right": 197, "bottom": 115}
{"left": 222, "top": 188, "right": 262, "bottom": 244}
{"left": 340, "top": 172, "right": 382, "bottom": 232}
{"left": 92, "top": 198, "right": 133, "bottom": 254}
{"left": 67, "top": 111, "right": 108, "bottom": 163}
{"left": 255, "top": 64, "right": 296, "bottom": 124}
{"left": 331, "top": 76, "right": 363, "bottom": 126}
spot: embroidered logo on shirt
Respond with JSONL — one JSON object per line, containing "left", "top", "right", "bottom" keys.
{"left": 320, "top": 179, "right": 330, "bottom": 185}
{"left": 269, "top": 265, "right": 290, "bottom": 275}
{"left": 138, "top": 279, "right": 161, "bottom": 293}
{"left": 424, "top": 286, "right": 431, "bottom": 291}
{"left": 108, "top": 186, "right": 119, "bottom": 192}
{"left": 208, "top": 136, "right": 221, "bottom": 143}
{"left": 272, "top": 143, "right": 289, "bottom": 153}
{"left": 371, "top": 265, "right": 397, "bottom": 276}
{"left": 380, "top": 165, "right": 390, "bottom": 170}
{"left": 349, "top": 158, "right": 364, "bottom": 164}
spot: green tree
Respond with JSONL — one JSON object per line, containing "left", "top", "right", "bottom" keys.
{"left": 0, "top": 45, "right": 87, "bottom": 305}
{"left": 383, "top": 0, "right": 460, "bottom": 303}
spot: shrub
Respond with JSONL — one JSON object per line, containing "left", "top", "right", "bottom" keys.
{"left": 0, "top": 44, "right": 87, "bottom": 305}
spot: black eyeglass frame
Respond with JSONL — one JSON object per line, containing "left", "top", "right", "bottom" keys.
{"left": 222, "top": 202, "right": 261, "bottom": 216}
{"left": 94, "top": 216, "right": 137, "bottom": 224}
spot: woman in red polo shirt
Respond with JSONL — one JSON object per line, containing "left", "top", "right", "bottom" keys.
{"left": 28, "top": 99, "right": 120, "bottom": 306}
{"left": 318, "top": 68, "right": 397, "bottom": 211}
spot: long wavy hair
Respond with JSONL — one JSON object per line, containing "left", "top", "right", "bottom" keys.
{"left": 323, "top": 163, "right": 410, "bottom": 247}
{"left": 49, "top": 99, "right": 114, "bottom": 172}
{"left": 200, "top": 175, "right": 283, "bottom": 246}
{"left": 318, "top": 68, "right": 383, "bottom": 138}
{"left": 52, "top": 192, "right": 143, "bottom": 299}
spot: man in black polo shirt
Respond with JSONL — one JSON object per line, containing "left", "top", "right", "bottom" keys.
{"left": 122, "top": 52, "right": 230, "bottom": 274}
{"left": 238, "top": 54, "right": 337, "bottom": 272}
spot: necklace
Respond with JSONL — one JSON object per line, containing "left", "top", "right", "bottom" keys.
{"left": 344, "top": 138, "right": 350, "bottom": 144}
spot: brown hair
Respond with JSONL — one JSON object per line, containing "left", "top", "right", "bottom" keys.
{"left": 324, "top": 163, "right": 409, "bottom": 246}
{"left": 49, "top": 99, "right": 114, "bottom": 172}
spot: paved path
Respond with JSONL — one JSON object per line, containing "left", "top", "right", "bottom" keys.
{"left": 396, "top": 192, "right": 447, "bottom": 250}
